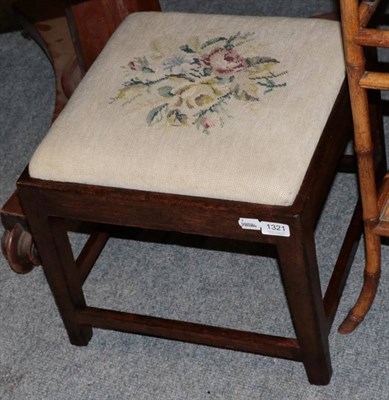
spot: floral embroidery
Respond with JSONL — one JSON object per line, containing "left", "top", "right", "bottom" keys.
{"left": 111, "top": 32, "right": 287, "bottom": 134}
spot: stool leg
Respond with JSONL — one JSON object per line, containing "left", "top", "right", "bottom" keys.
{"left": 277, "top": 228, "right": 331, "bottom": 385}
{"left": 47, "top": 217, "right": 93, "bottom": 345}
{"left": 17, "top": 188, "right": 92, "bottom": 346}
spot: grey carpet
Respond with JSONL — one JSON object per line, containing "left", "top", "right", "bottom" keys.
{"left": 1, "top": 1, "right": 389, "bottom": 399}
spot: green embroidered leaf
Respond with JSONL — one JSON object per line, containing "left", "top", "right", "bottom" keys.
{"left": 246, "top": 57, "right": 279, "bottom": 67}
{"left": 203, "top": 67, "right": 212, "bottom": 76}
{"left": 231, "top": 82, "right": 260, "bottom": 102}
{"left": 158, "top": 86, "right": 174, "bottom": 97}
{"left": 191, "top": 57, "right": 201, "bottom": 66}
{"left": 214, "top": 76, "right": 235, "bottom": 87}
{"left": 224, "top": 32, "right": 240, "bottom": 48}
{"left": 179, "top": 45, "right": 196, "bottom": 53}
{"left": 257, "top": 80, "right": 287, "bottom": 94}
{"left": 123, "top": 78, "right": 142, "bottom": 87}
{"left": 167, "top": 109, "right": 188, "bottom": 126}
{"left": 142, "top": 66, "right": 155, "bottom": 73}
{"left": 242, "top": 91, "right": 259, "bottom": 102}
{"left": 201, "top": 36, "right": 227, "bottom": 49}
{"left": 146, "top": 103, "right": 168, "bottom": 126}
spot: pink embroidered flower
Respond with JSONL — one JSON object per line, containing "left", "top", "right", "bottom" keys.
{"left": 128, "top": 60, "right": 142, "bottom": 71}
{"left": 201, "top": 48, "right": 248, "bottom": 76}
{"left": 127, "top": 57, "right": 154, "bottom": 73}
{"left": 200, "top": 116, "right": 216, "bottom": 130}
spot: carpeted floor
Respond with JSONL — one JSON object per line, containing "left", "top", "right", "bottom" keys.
{"left": 2, "top": 1, "right": 389, "bottom": 399}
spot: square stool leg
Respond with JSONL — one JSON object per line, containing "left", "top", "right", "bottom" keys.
{"left": 277, "top": 226, "right": 332, "bottom": 385}
{"left": 19, "top": 189, "right": 92, "bottom": 346}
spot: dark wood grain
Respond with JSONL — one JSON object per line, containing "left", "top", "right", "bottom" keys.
{"left": 67, "top": 0, "right": 161, "bottom": 72}
{"left": 77, "top": 306, "right": 302, "bottom": 360}
{"left": 76, "top": 231, "right": 110, "bottom": 285}
{"left": 277, "top": 223, "right": 332, "bottom": 385}
{"left": 324, "top": 202, "right": 363, "bottom": 332}
{"left": 14, "top": 0, "right": 82, "bottom": 118}
{"left": 1, "top": 191, "right": 27, "bottom": 230}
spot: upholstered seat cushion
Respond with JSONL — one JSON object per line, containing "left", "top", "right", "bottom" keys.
{"left": 29, "top": 12, "right": 345, "bottom": 206}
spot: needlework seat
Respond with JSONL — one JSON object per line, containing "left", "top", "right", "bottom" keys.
{"left": 29, "top": 12, "right": 345, "bottom": 205}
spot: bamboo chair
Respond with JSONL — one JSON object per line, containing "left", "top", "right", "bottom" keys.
{"left": 338, "top": 0, "right": 389, "bottom": 334}
{"left": 1, "top": 0, "right": 378, "bottom": 385}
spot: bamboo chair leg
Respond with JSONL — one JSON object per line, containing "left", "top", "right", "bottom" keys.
{"left": 338, "top": 226, "right": 381, "bottom": 334}
{"left": 338, "top": 0, "right": 386, "bottom": 335}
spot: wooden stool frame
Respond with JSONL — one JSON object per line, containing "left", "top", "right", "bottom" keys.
{"left": 2, "top": 0, "right": 384, "bottom": 385}
{"left": 15, "top": 83, "right": 356, "bottom": 386}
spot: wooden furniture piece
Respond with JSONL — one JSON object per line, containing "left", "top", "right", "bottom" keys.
{"left": 338, "top": 0, "right": 389, "bottom": 334}
{"left": 1, "top": 0, "right": 382, "bottom": 385}
{"left": 11, "top": 0, "right": 161, "bottom": 120}
{"left": 13, "top": 0, "right": 82, "bottom": 119}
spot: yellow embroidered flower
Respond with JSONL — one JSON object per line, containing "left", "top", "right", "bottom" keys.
{"left": 174, "top": 81, "right": 222, "bottom": 110}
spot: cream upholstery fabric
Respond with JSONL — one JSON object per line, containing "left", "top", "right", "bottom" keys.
{"left": 29, "top": 12, "right": 345, "bottom": 206}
